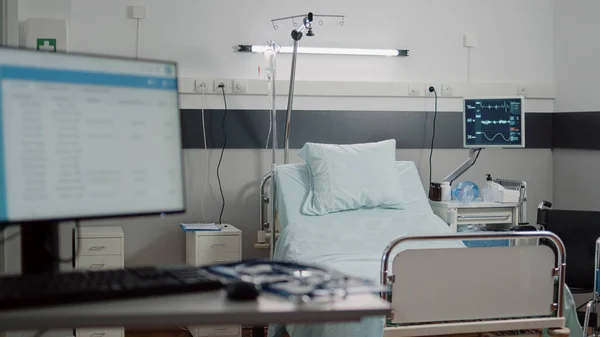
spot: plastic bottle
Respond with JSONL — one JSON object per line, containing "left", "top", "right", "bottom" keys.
{"left": 441, "top": 182, "right": 451, "bottom": 201}
{"left": 482, "top": 174, "right": 494, "bottom": 203}
{"left": 453, "top": 183, "right": 476, "bottom": 204}
{"left": 452, "top": 181, "right": 480, "bottom": 204}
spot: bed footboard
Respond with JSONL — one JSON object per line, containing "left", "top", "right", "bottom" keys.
{"left": 381, "top": 231, "right": 567, "bottom": 337}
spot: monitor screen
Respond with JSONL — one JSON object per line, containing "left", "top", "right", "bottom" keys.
{"left": 0, "top": 48, "right": 185, "bottom": 223}
{"left": 463, "top": 97, "right": 525, "bottom": 148}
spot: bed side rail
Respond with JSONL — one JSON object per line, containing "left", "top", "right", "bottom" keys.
{"left": 381, "top": 232, "right": 566, "bottom": 327}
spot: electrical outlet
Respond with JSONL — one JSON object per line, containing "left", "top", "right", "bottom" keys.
{"left": 194, "top": 80, "right": 208, "bottom": 93}
{"left": 463, "top": 33, "right": 477, "bottom": 48}
{"left": 214, "top": 79, "right": 231, "bottom": 93}
{"left": 425, "top": 84, "right": 439, "bottom": 96}
{"left": 441, "top": 84, "right": 454, "bottom": 97}
{"left": 517, "top": 85, "right": 527, "bottom": 97}
{"left": 408, "top": 83, "right": 421, "bottom": 96}
{"left": 232, "top": 79, "right": 247, "bottom": 94}
{"left": 129, "top": 5, "right": 147, "bottom": 19}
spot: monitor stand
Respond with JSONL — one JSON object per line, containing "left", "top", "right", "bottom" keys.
{"left": 20, "top": 221, "right": 61, "bottom": 274}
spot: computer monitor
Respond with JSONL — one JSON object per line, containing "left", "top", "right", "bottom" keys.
{"left": 0, "top": 47, "right": 185, "bottom": 273}
{"left": 463, "top": 96, "right": 525, "bottom": 148}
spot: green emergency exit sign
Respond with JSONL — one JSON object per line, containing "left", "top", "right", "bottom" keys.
{"left": 37, "top": 38, "right": 57, "bottom": 52}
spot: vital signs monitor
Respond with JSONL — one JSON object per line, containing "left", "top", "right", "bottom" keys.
{"left": 463, "top": 97, "right": 525, "bottom": 148}
{"left": 0, "top": 48, "right": 185, "bottom": 223}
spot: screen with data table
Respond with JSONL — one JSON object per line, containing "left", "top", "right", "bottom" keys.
{"left": 0, "top": 48, "right": 185, "bottom": 223}
{"left": 463, "top": 97, "right": 525, "bottom": 148}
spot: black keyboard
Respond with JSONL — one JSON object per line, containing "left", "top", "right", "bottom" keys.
{"left": 0, "top": 266, "right": 223, "bottom": 310}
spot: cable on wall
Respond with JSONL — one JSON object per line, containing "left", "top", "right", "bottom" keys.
{"left": 467, "top": 48, "right": 472, "bottom": 83}
{"left": 428, "top": 86, "right": 438, "bottom": 188}
{"left": 217, "top": 86, "right": 228, "bottom": 224}
{"left": 200, "top": 85, "right": 209, "bottom": 223}
{"left": 135, "top": 19, "right": 141, "bottom": 58}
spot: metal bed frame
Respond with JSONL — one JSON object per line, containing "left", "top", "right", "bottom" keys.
{"left": 583, "top": 238, "right": 600, "bottom": 337}
{"left": 381, "top": 231, "right": 569, "bottom": 336}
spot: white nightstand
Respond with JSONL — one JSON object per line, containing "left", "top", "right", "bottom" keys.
{"left": 430, "top": 200, "right": 525, "bottom": 247}
{"left": 75, "top": 226, "right": 124, "bottom": 337}
{"left": 186, "top": 224, "right": 242, "bottom": 337}
{"left": 430, "top": 200, "right": 519, "bottom": 232}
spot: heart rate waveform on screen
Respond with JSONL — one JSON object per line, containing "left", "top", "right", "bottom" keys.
{"left": 464, "top": 97, "right": 524, "bottom": 147}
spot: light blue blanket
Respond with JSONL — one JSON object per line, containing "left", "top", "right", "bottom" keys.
{"left": 268, "top": 161, "right": 582, "bottom": 337}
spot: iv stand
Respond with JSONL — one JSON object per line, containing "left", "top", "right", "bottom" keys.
{"left": 256, "top": 13, "right": 314, "bottom": 257}
{"left": 284, "top": 13, "right": 313, "bottom": 164}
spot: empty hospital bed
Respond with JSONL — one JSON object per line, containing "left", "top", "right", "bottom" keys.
{"left": 266, "top": 161, "right": 582, "bottom": 337}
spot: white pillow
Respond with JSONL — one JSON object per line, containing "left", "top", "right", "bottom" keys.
{"left": 298, "top": 139, "right": 405, "bottom": 216}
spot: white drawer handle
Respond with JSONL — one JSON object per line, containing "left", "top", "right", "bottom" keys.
{"left": 88, "top": 246, "right": 105, "bottom": 251}
{"left": 90, "top": 333, "right": 106, "bottom": 337}
{"left": 213, "top": 328, "right": 227, "bottom": 331}
{"left": 89, "top": 264, "right": 105, "bottom": 269}
{"left": 213, "top": 260, "right": 226, "bottom": 263}
{"left": 211, "top": 243, "right": 226, "bottom": 247}
{"left": 457, "top": 215, "right": 510, "bottom": 220}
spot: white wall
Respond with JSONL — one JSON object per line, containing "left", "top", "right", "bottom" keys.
{"left": 554, "top": 0, "right": 600, "bottom": 112}
{"left": 553, "top": 0, "right": 600, "bottom": 211}
{"left": 20, "top": 0, "right": 554, "bottom": 84}
{"left": 13, "top": 0, "right": 556, "bottom": 265}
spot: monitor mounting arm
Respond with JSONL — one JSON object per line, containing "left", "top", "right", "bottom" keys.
{"left": 443, "top": 148, "right": 482, "bottom": 183}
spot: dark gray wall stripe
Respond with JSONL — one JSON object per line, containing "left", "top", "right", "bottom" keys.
{"left": 552, "top": 112, "right": 600, "bottom": 149}
{"left": 181, "top": 110, "right": 552, "bottom": 149}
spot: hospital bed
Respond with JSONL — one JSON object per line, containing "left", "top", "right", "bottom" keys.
{"left": 266, "top": 161, "right": 582, "bottom": 337}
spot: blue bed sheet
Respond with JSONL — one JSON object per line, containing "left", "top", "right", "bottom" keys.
{"left": 268, "top": 161, "right": 582, "bottom": 337}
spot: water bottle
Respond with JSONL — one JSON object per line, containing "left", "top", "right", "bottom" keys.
{"left": 482, "top": 174, "right": 495, "bottom": 203}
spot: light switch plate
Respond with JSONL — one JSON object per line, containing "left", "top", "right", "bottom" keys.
{"left": 408, "top": 83, "right": 421, "bottom": 96}
{"left": 441, "top": 84, "right": 454, "bottom": 97}
{"left": 232, "top": 79, "right": 247, "bottom": 94}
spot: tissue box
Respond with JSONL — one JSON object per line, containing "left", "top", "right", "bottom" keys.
{"left": 493, "top": 188, "right": 520, "bottom": 203}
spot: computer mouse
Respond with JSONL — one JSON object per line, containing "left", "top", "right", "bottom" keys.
{"left": 226, "top": 281, "right": 260, "bottom": 301}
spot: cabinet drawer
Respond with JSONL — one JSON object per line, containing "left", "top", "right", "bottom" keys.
{"left": 196, "top": 235, "right": 239, "bottom": 253}
{"left": 77, "top": 328, "right": 123, "bottom": 337}
{"left": 195, "top": 325, "right": 240, "bottom": 337}
{"left": 77, "top": 255, "right": 123, "bottom": 270}
{"left": 79, "top": 238, "right": 122, "bottom": 256}
{"left": 456, "top": 208, "right": 513, "bottom": 225}
{"left": 196, "top": 251, "right": 239, "bottom": 266}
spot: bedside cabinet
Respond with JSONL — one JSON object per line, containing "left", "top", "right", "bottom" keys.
{"left": 75, "top": 226, "right": 124, "bottom": 337}
{"left": 186, "top": 224, "right": 242, "bottom": 337}
{"left": 429, "top": 200, "right": 528, "bottom": 246}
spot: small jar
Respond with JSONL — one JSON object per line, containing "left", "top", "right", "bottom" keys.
{"left": 441, "top": 182, "right": 451, "bottom": 201}
{"left": 429, "top": 182, "right": 442, "bottom": 201}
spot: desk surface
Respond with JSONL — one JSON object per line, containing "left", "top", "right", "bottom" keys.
{"left": 0, "top": 290, "right": 390, "bottom": 331}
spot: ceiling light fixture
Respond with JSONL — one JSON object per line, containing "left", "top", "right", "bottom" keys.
{"left": 238, "top": 44, "right": 409, "bottom": 57}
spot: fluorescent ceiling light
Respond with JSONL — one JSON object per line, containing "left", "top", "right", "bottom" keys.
{"left": 238, "top": 45, "right": 409, "bottom": 57}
